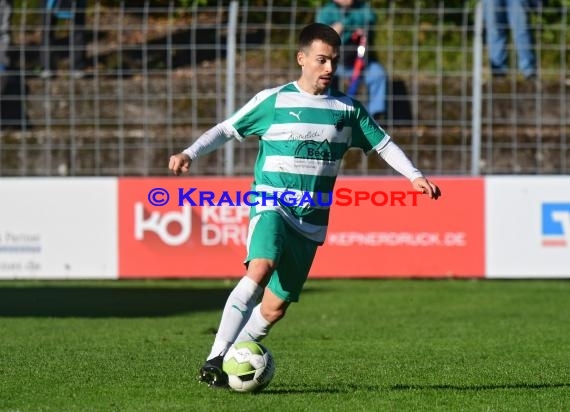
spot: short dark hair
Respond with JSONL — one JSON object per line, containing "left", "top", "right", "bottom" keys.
{"left": 298, "top": 23, "right": 341, "bottom": 51}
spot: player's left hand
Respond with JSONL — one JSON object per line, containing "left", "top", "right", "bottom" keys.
{"left": 412, "top": 177, "right": 441, "bottom": 200}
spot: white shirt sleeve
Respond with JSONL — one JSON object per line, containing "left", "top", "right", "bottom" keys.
{"left": 182, "top": 123, "right": 235, "bottom": 160}
{"left": 376, "top": 140, "right": 424, "bottom": 181}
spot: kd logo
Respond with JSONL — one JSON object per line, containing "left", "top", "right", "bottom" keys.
{"left": 134, "top": 203, "right": 191, "bottom": 246}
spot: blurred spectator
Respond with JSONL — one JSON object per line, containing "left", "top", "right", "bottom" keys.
{"left": 0, "top": 0, "right": 11, "bottom": 86}
{"left": 1, "top": 0, "right": 28, "bottom": 130}
{"left": 40, "top": 0, "right": 87, "bottom": 79}
{"left": 316, "top": 0, "right": 388, "bottom": 122}
{"left": 483, "top": 0, "right": 537, "bottom": 79}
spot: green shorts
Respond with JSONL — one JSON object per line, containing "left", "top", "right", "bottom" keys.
{"left": 246, "top": 211, "right": 319, "bottom": 302}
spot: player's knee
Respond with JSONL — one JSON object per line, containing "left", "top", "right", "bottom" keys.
{"left": 246, "top": 258, "right": 276, "bottom": 285}
{"left": 260, "top": 304, "right": 287, "bottom": 324}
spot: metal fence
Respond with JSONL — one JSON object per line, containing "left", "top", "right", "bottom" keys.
{"left": 0, "top": 1, "right": 568, "bottom": 176}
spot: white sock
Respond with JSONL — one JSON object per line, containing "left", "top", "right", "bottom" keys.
{"left": 207, "top": 276, "right": 263, "bottom": 360}
{"left": 235, "top": 304, "right": 272, "bottom": 343}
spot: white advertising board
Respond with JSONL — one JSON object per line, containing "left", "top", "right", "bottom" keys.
{"left": 0, "top": 178, "right": 118, "bottom": 279}
{"left": 486, "top": 176, "right": 570, "bottom": 278}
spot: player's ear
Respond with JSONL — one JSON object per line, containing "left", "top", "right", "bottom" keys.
{"left": 297, "top": 50, "right": 305, "bottom": 66}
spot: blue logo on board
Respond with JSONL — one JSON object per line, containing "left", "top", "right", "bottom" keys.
{"left": 541, "top": 203, "right": 570, "bottom": 247}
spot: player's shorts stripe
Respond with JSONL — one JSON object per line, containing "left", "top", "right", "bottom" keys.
{"left": 245, "top": 214, "right": 261, "bottom": 255}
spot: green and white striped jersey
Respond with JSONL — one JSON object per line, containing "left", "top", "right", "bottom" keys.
{"left": 222, "top": 81, "right": 390, "bottom": 244}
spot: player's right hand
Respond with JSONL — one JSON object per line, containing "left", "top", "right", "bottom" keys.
{"left": 168, "top": 153, "right": 192, "bottom": 176}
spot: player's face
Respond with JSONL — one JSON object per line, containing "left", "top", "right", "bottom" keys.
{"left": 297, "top": 40, "right": 339, "bottom": 95}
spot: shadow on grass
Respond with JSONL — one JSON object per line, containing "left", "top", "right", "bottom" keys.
{"left": 0, "top": 285, "right": 233, "bottom": 318}
{"left": 262, "top": 388, "right": 345, "bottom": 394}
{"left": 264, "top": 382, "right": 570, "bottom": 394}
{"left": 390, "top": 382, "right": 570, "bottom": 391}
{"left": 0, "top": 283, "right": 324, "bottom": 318}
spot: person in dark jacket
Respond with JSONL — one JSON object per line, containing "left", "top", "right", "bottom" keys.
{"left": 40, "top": 0, "right": 88, "bottom": 79}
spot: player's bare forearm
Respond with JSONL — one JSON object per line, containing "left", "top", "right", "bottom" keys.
{"left": 412, "top": 177, "right": 441, "bottom": 200}
{"left": 168, "top": 153, "right": 192, "bottom": 176}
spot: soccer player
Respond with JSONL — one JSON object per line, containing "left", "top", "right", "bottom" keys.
{"left": 168, "top": 22, "right": 441, "bottom": 388}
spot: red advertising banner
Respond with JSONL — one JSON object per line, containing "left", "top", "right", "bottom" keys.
{"left": 118, "top": 177, "right": 484, "bottom": 278}
{"left": 119, "top": 177, "right": 252, "bottom": 278}
{"left": 313, "top": 177, "right": 484, "bottom": 277}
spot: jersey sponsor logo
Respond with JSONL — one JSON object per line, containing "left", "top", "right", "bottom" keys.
{"left": 294, "top": 139, "right": 335, "bottom": 162}
{"left": 541, "top": 203, "right": 570, "bottom": 247}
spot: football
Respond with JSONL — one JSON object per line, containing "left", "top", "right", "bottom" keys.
{"left": 222, "top": 341, "right": 275, "bottom": 393}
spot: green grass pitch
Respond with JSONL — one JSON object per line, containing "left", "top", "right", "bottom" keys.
{"left": 0, "top": 278, "right": 568, "bottom": 411}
